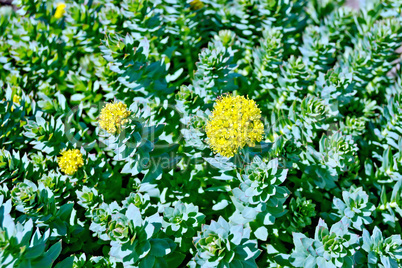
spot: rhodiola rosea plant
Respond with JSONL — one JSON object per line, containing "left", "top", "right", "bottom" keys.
{"left": 1, "top": 0, "right": 402, "bottom": 267}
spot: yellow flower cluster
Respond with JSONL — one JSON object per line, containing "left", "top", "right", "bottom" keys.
{"left": 99, "top": 101, "right": 131, "bottom": 134}
{"left": 205, "top": 95, "right": 264, "bottom": 157}
{"left": 13, "top": 95, "right": 21, "bottom": 105}
{"left": 54, "top": 2, "right": 66, "bottom": 19}
{"left": 58, "top": 149, "right": 84, "bottom": 175}
{"left": 190, "top": 0, "right": 204, "bottom": 10}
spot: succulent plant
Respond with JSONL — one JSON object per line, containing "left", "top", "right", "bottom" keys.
{"left": 73, "top": 253, "right": 116, "bottom": 268}
{"left": 76, "top": 186, "right": 101, "bottom": 210}
{"left": 290, "top": 217, "right": 359, "bottom": 267}
{"left": 109, "top": 204, "right": 176, "bottom": 267}
{"left": 162, "top": 201, "right": 205, "bottom": 251}
{"left": 282, "top": 197, "right": 316, "bottom": 233}
{"left": 301, "top": 131, "right": 359, "bottom": 189}
{"left": 230, "top": 157, "right": 289, "bottom": 227}
{"left": 332, "top": 187, "right": 375, "bottom": 231}
{"left": 11, "top": 180, "right": 38, "bottom": 212}
{"left": 0, "top": 196, "right": 67, "bottom": 268}
{"left": 89, "top": 201, "right": 121, "bottom": 241}
{"left": 361, "top": 227, "right": 402, "bottom": 268}
{"left": 122, "top": 192, "right": 151, "bottom": 214}
{"left": 191, "top": 217, "right": 260, "bottom": 268}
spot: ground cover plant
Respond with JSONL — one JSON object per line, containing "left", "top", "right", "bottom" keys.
{"left": 1, "top": 0, "right": 402, "bottom": 267}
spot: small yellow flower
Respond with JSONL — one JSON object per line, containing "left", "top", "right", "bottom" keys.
{"left": 58, "top": 149, "right": 84, "bottom": 175}
{"left": 190, "top": 0, "right": 204, "bottom": 10}
{"left": 205, "top": 95, "right": 264, "bottom": 157}
{"left": 99, "top": 101, "right": 131, "bottom": 134}
{"left": 13, "top": 95, "right": 21, "bottom": 105}
{"left": 54, "top": 2, "right": 66, "bottom": 19}
{"left": 11, "top": 95, "right": 21, "bottom": 111}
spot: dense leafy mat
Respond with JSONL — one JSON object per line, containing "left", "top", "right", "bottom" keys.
{"left": 1, "top": 0, "right": 402, "bottom": 267}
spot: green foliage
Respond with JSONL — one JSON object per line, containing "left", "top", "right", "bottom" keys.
{"left": 231, "top": 157, "right": 289, "bottom": 231}
{"left": 1, "top": 0, "right": 402, "bottom": 266}
{"left": 362, "top": 227, "right": 402, "bottom": 268}
{"left": 108, "top": 205, "right": 176, "bottom": 267}
{"left": 282, "top": 197, "right": 316, "bottom": 234}
{"left": 0, "top": 197, "right": 68, "bottom": 268}
{"left": 162, "top": 201, "right": 205, "bottom": 251}
{"left": 332, "top": 187, "right": 375, "bottom": 230}
{"left": 290, "top": 218, "right": 359, "bottom": 267}
{"left": 190, "top": 217, "right": 260, "bottom": 268}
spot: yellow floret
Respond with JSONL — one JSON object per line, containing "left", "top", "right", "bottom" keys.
{"left": 54, "top": 3, "right": 66, "bottom": 19}
{"left": 58, "top": 149, "right": 84, "bottom": 175}
{"left": 205, "top": 95, "right": 264, "bottom": 157}
{"left": 98, "top": 101, "right": 131, "bottom": 134}
{"left": 190, "top": 0, "right": 204, "bottom": 10}
{"left": 13, "top": 95, "right": 21, "bottom": 105}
